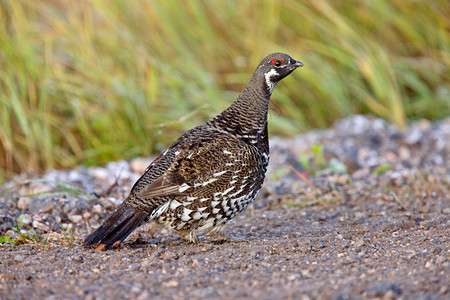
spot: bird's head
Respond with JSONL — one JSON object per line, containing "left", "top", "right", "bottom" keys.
{"left": 255, "top": 52, "right": 304, "bottom": 93}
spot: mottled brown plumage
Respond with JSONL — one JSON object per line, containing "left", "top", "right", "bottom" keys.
{"left": 84, "top": 53, "right": 303, "bottom": 250}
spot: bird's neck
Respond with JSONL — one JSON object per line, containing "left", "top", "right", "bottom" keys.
{"left": 208, "top": 75, "right": 272, "bottom": 149}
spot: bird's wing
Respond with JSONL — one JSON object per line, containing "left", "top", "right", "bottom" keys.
{"left": 135, "top": 134, "right": 258, "bottom": 199}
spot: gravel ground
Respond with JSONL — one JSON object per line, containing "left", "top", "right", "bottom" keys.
{"left": 0, "top": 115, "right": 449, "bottom": 299}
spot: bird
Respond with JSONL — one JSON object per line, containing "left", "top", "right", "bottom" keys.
{"left": 84, "top": 53, "right": 303, "bottom": 250}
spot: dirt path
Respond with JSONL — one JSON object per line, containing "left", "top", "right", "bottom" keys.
{"left": 1, "top": 197, "right": 448, "bottom": 299}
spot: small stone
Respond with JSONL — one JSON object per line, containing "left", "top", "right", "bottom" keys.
{"left": 62, "top": 203, "right": 73, "bottom": 214}
{"left": 91, "top": 168, "right": 109, "bottom": 181}
{"left": 435, "top": 255, "right": 445, "bottom": 264}
{"left": 5, "top": 230, "right": 17, "bottom": 239}
{"left": 136, "top": 291, "right": 150, "bottom": 300}
{"left": 20, "top": 215, "right": 33, "bottom": 230}
{"left": 160, "top": 251, "right": 177, "bottom": 262}
{"left": 405, "top": 129, "right": 422, "bottom": 144}
{"left": 69, "top": 215, "right": 83, "bottom": 224}
{"left": 17, "top": 198, "right": 31, "bottom": 210}
{"left": 130, "top": 157, "right": 152, "bottom": 174}
{"left": 74, "top": 202, "right": 88, "bottom": 213}
{"left": 390, "top": 172, "right": 404, "bottom": 186}
{"left": 288, "top": 274, "right": 300, "bottom": 281}
{"left": 367, "top": 283, "right": 402, "bottom": 298}
{"left": 354, "top": 239, "right": 365, "bottom": 248}
{"left": 300, "top": 269, "right": 310, "bottom": 277}
{"left": 14, "top": 255, "right": 25, "bottom": 262}
{"left": 92, "top": 204, "right": 103, "bottom": 215}
{"left": 131, "top": 284, "right": 142, "bottom": 294}
{"left": 62, "top": 223, "right": 73, "bottom": 231}
{"left": 32, "top": 220, "right": 50, "bottom": 232}
{"left": 383, "top": 151, "right": 397, "bottom": 163}
{"left": 398, "top": 146, "right": 410, "bottom": 160}
{"left": 28, "top": 198, "right": 55, "bottom": 214}
{"left": 163, "top": 279, "right": 179, "bottom": 288}
{"left": 72, "top": 254, "right": 84, "bottom": 263}
{"left": 101, "top": 197, "right": 121, "bottom": 210}
{"left": 83, "top": 211, "right": 91, "bottom": 219}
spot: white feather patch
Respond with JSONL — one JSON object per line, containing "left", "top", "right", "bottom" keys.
{"left": 178, "top": 183, "right": 191, "bottom": 193}
{"left": 264, "top": 68, "right": 279, "bottom": 93}
{"left": 169, "top": 200, "right": 182, "bottom": 210}
{"left": 222, "top": 186, "right": 235, "bottom": 196}
{"left": 181, "top": 208, "right": 193, "bottom": 221}
{"left": 201, "top": 178, "right": 218, "bottom": 186}
{"left": 150, "top": 201, "right": 170, "bottom": 219}
{"left": 213, "top": 170, "right": 228, "bottom": 177}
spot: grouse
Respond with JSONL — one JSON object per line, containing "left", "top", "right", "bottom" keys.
{"left": 84, "top": 53, "right": 303, "bottom": 250}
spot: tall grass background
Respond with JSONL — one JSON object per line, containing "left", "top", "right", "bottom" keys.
{"left": 0, "top": 0, "right": 449, "bottom": 182}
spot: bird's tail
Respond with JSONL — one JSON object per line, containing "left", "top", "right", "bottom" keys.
{"left": 83, "top": 204, "right": 149, "bottom": 251}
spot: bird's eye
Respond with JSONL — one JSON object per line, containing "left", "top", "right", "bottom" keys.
{"left": 271, "top": 59, "right": 284, "bottom": 67}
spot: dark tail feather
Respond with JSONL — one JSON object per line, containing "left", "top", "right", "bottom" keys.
{"left": 83, "top": 204, "right": 148, "bottom": 250}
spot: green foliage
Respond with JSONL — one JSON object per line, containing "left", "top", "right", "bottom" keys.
{"left": 373, "top": 163, "right": 392, "bottom": 176}
{"left": 300, "top": 143, "right": 348, "bottom": 175}
{"left": 299, "top": 144, "right": 326, "bottom": 174}
{"left": 311, "top": 144, "right": 326, "bottom": 169}
{"left": 0, "top": 0, "right": 448, "bottom": 181}
{"left": 299, "top": 153, "right": 313, "bottom": 174}
{"left": 1, "top": 214, "right": 48, "bottom": 249}
{"left": 0, "top": 235, "right": 12, "bottom": 244}
{"left": 0, "top": 214, "right": 78, "bottom": 248}
{"left": 329, "top": 158, "right": 348, "bottom": 174}
{"left": 60, "top": 226, "right": 76, "bottom": 248}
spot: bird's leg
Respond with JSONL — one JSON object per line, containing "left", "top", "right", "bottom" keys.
{"left": 177, "top": 229, "right": 199, "bottom": 243}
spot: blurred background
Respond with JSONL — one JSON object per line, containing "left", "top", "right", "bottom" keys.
{"left": 0, "top": 0, "right": 449, "bottom": 183}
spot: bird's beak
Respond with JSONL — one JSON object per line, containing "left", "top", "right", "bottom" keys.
{"left": 294, "top": 60, "right": 304, "bottom": 68}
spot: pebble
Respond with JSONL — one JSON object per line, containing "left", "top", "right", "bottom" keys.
{"left": 20, "top": 215, "right": 33, "bottom": 229}
{"left": 17, "top": 198, "right": 31, "bottom": 210}
{"left": 162, "top": 279, "right": 179, "bottom": 288}
{"left": 90, "top": 168, "right": 109, "bottom": 181}
{"left": 68, "top": 215, "right": 83, "bottom": 224}
{"left": 435, "top": 256, "right": 445, "bottom": 264}
{"left": 353, "top": 239, "right": 365, "bottom": 248}
{"left": 72, "top": 254, "right": 84, "bottom": 263}
{"left": 32, "top": 220, "right": 50, "bottom": 232}
{"left": 367, "top": 283, "right": 402, "bottom": 298}
{"left": 14, "top": 255, "right": 25, "bottom": 262}
{"left": 160, "top": 251, "right": 178, "bottom": 262}
{"left": 28, "top": 198, "right": 55, "bottom": 214}
{"left": 92, "top": 204, "right": 103, "bottom": 215}
{"left": 130, "top": 157, "right": 152, "bottom": 174}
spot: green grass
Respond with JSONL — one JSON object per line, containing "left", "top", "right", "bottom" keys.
{"left": 0, "top": 0, "right": 449, "bottom": 182}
